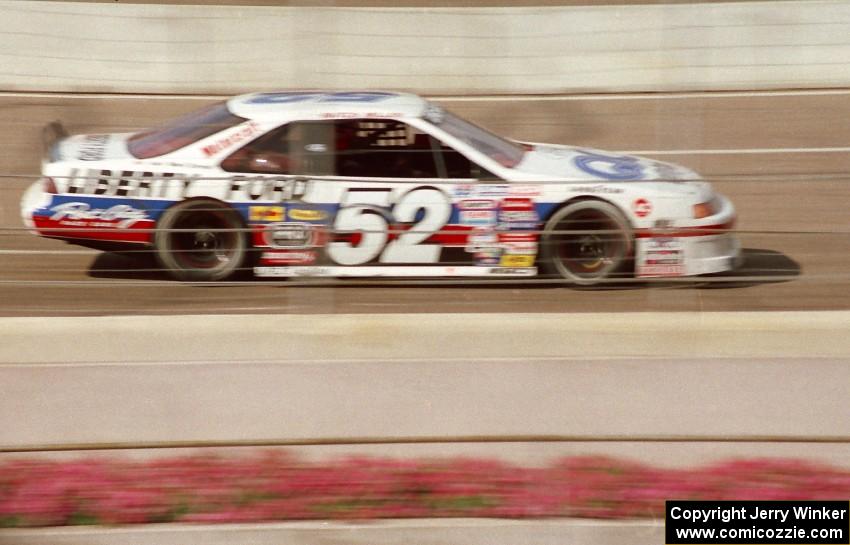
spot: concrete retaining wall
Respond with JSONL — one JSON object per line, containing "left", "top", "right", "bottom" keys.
{"left": 2, "top": 1, "right": 850, "bottom": 94}
{"left": 4, "top": 356, "right": 849, "bottom": 450}
{"left": 3, "top": 311, "right": 849, "bottom": 453}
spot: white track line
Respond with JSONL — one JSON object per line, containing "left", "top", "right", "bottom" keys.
{"left": 0, "top": 249, "right": 99, "bottom": 255}
{"left": 2, "top": 88, "right": 850, "bottom": 101}
{"left": 436, "top": 89, "right": 850, "bottom": 101}
{"left": 622, "top": 147, "right": 850, "bottom": 155}
{"left": 0, "top": 354, "right": 831, "bottom": 369}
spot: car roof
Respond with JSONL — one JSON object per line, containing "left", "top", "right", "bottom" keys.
{"left": 227, "top": 91, "right": 430, "bottom": 121}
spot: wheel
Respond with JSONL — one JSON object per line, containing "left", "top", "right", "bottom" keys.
{"left": 153, "top": 199, "right": 248, "bottom": 281}
{"left": 541, "top": 200, "right": 633, "bottom": 285}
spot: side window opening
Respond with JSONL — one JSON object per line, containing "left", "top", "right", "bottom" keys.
{"left": 221, "top": 124, "right": 292, "bottom": 174}
{"left": 220, "top": 122, "right": 335, "bottom": 175}
{"left": 334, "top": 120, "right": 439, "bottom": 178}
{"left": 221, "top": 118, "right": 501, "bottom": 180}
{"left": 436, "top": 141, "right": 500, "bottom": 180}
{"left": 333, "top": 119, "right": 500, "bottom": 180}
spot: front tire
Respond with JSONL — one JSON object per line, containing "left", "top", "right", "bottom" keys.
{"left": 153, "top": 199, "right": 248, "bottom": 281}
{"left": 541, "top": 200, "right": 633, "bottom": 285}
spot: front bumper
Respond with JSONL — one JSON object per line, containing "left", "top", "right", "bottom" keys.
{"left": 635, "top": 194, "right": 741, "bottom": 278}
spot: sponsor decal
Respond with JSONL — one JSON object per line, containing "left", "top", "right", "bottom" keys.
{"left": 504, "top": 241, "right": 538, "bottom": 255}
{"left": 633, "top": 198, "right": 652, "bottom": 218}
{"left": 647, "top": 237, "right": 682, "bottom": 250}
{"left": 61, "top": 170, "right": 311, "bottom": 203}
{"left": 49, "top": 202, "right": 148, "bottom": 229}
{"left": 465, "top": 227, "right": 499, "bottom": 253}
{"left": 459, "top": 199, "right": 497, "bottom": 226}
{"left": 292, "top": 266, "right": 332, "bottom": 276}
{"left": 65, "top": 169, "right": 177, "bottom": 198}
{"left": 474, "top": 250, "right": 501, "bottom": 266}
{"left": 467, "top": 226, "right": 502, "bottom": 265}
{"left": 499, "top": 232, "right": 537, "bottom": 243}
{"left": 254, "top": 266, "right": 331, "bottom": 277}
{"left": 459, "top": 199, "right": 496, "bottom": 210}
{"left": 65, "top": 170, "right": 193, "bottom": 199}
{"left": 569, "top": 184, "right": 624, "bottom": 194}
{"left": 455, "top": 184, "right": 542, "bottom": 198}
{"left": 454, "top": 184, "right": 510, "bottom": 198}
{"left": 229, "top": 176, "right": 311, "bottom": 202}
{"left": 288, "top": 208, "right": 328, "bottom": 221}
{"left": 77, "top": 134, "right": 109, "bottom": 161}
{"left": 491, "top": 267, "right": 537, "bottom": 275}
{"left": 498, "top": 198, "right": 539, "bottom": 229}
{"left": 645, "top": 251, "right": 683, "bottom": 265}
{"left": 254, "top": 265, "right": 538, "bottom": 278}
{"left": 508, "top": 185, "right": 542, "bottom": 197}
{"left": 499, "top": 211, "right": 538, "bottom": 228}
{"left": 260, "top": 250, "right": 317, "bottom": 265}
{"left": 263, "top": 222, "right": 315, "bottom": 249}
{"left": 637, "top": 238, "right": 684, "bottom": 277}
{"left": 501, "top": 197, "right": 533, "bottom": 209}
{"left": 459, "top": 209, "right": 496, "bottom": 226}
{"left": 453, "top": 184, "right": 474, "bottom": 198}
{"left": 499, "top": 254, "right": 535, "bottom": 267}
{"left": 639, "top": 263, "right": 684, "bottom": 277}
{"left": 320, "top": 112, "right": 403, "bottom": 119}
{"left": 246, "top": 92, "right": 396, "bottom": 105}
{"left": 573, "top": 151, "right": 646, "bottom": 180}
{"left": 249, "top": 206, "right": 284, "bottom": 222}
{"left": 201, "top": 121, "right": 261, "bottom": 157}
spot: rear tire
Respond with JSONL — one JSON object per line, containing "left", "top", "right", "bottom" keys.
{"left": 153, "top": 199, "right": 248, "bottom": 281}
{"left": 541, "top": 200, "right": 633, "bottom": 285}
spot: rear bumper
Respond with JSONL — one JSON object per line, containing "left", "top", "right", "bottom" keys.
{"left": 20, "top": 180, "right": 50, "bottom": 233}
{"left": 21, "top": 181, "right": 154, "bottom": 245}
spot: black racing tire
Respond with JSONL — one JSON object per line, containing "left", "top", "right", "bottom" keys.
{"left": 153, "top": 199, "right": 248, "bottom": 281}
{"left": 541, "top": 200, "right": 633, "bottom": 285}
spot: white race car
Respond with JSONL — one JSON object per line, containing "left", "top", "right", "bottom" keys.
{"left": 22, "top": 91, "right": 739, "bottom": 284}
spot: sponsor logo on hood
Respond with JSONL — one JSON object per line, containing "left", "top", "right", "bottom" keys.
{"left": 573, "top": 151, "right": 645, "bottom": 180}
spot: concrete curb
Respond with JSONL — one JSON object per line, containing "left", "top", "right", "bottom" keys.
{"left": 3, "top": 311, "right": 850, "bottom": 364}
{"left": 0, "top": 518, "right": 663, "bottom": 545}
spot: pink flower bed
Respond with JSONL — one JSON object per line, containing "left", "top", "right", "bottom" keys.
{"left": 1, "top": 453, "right": 848, "bottom": 527}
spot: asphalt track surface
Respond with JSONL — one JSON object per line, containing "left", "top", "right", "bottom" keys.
{"left": 0, "top": 91, "right": 848, "bottom": 316}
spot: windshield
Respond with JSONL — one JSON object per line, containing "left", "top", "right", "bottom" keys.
{"left": 432, "top": 108, "right": 526, "bottom": 168}
{"left": 128, "top": 102, "right": 246, "bottom": 159}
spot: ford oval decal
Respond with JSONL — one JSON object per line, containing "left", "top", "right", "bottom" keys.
{"left": 573, "top": 152, "right": 645, "bottom": 180}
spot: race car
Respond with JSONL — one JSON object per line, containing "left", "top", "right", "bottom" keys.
{"left": 21, "top": 91, "right": 740, "bottom": 284}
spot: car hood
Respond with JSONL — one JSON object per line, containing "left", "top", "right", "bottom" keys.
{"left": 514, "top": 143, "right": 700, "bottom": 184}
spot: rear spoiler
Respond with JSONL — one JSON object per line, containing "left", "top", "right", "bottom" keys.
{"left": 42, "top": 120, "right": 69, "bottom": 161}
